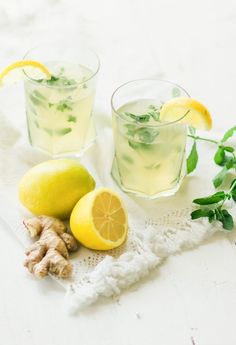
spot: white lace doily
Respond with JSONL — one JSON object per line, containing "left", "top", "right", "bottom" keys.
{"left": 0, "top": 112, "right": 232, "bottom": 313}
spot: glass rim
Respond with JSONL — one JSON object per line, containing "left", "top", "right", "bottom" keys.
{"left": 111, "top": 78, "right": 190, "bottom": 128}
{"left": 22, "top": 45, "right": 100, "bottom": 89}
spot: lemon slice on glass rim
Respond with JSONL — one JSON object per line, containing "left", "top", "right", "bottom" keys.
{"left": 160, "top": 97, "right": 212, "bottom": 130}
{"left": 0, "top": 60, "right": 51, "bottom": 86}
{"left": 70, "top": 188, "right": 128, "bottom": 250}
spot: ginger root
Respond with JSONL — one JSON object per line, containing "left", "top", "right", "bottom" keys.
{"left": 23, "top": 216, "right": 78, "bottom": 279}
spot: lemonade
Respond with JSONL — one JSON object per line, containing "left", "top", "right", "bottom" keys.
{"left": 24, "top": 62, "right": 97, "bottom": 156}
{"left": 111, "top": 99, "right": 187, "bottom": 197}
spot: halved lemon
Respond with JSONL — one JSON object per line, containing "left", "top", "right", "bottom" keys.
{"left": 160, "top": 97, "right": 212, "bottom": 130}
{"left": 0, "top": 60, "right": 51, "bottom": 86}
{"left": 70, "top": 188, "right": 128, "bottom": 250}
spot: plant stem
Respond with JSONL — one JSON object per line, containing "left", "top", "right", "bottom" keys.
{"left": 187, "top": 134, "right": 219, "bottom": 145}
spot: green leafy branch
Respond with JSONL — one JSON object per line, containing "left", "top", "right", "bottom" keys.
{"left": 187, "top": 126, "right": 236, "bottom": 229}
{"left": 191, "top": 179, "right": 236, "bottom": 230}
{"left": 187, "top": 126, "right": 236, "bottom": 187}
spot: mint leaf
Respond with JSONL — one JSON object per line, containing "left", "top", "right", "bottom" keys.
{"left": 147, "top": 105, "right": 161, "bottom": 122}
{"left": 125, "top": 124, "right": 136, "bottom": 137}
{"left": 128, "top": 140, "right": 139, "bottom": 149}
{"left": 42, "top": 127, "right": 72, "bottom": 136}
{"left": 218, "top": 209, "right": 234, "bottom": 230}
{"left": 224, "top": 146, "right": 234, "bottom": 153}
{"left": 67, "top": 115, "right": 77, "bottom": 123}
{"left": 56, "top": 99, "right": 73, "bottom": 112}
{"left": 136, "top": 128, "right": 159, "bottom": 143}
{"left": 54, "top": 128, "right": 72, "bottom": 136}
{"left": 149, "top": 110, "right": 160, "bottom": 122}
{"left": 222, "top": 126, "right": 236, "bottom": 143}
{"left": 172, "top": 87, "right": 181, "bottom": 97}
{"left": 43, "top": 127, "right": 53, "bottom": 136}
{"left": 213, "top": 166, "right": 228, "bottom": 188}
{"left": 29, "top": 94, "right": 46, "bottom": 108}
{"left": 125, "top": 112, "right": 150, "bottom": 123}
{"left": 122, "top": 154, "right": 133, "bottom": 164}
{"left": 33, "top": 90, "right": 46, "bottom": 100}
{"left": 187, "top": 141, "right": 198, "bottom": 174}
{"left": 214, "top": 147, "right": 225, "bottom": 166}
{"left": 193, "top": 191, "right": 226, "bottom": 205}
{"left": 191, "top": 209, "right": 214, "bottom": 219}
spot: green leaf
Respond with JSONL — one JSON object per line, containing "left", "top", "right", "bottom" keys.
{"left": 128, "top": 140, "right": 139, "bottom": 149}
{"left": 148, "top": 105, "right": 158, "bottom": 111}
{"left": 43, "top": 127, "right": 53, "bottom": 136}
{"left": 136, "top": 128, "right": 159, "bottom": 144}
{"left": 33, "top": 90, "right": 46, "bottom": 100}
{"left": 208, "top": 210, "right": 215, "bottom": 223}
{"left": 172, "top": 87, "right": 181, "bottom": 97}
{"left": 43, "top": 127, "right": 72, "bottom": 136}
{"left": 125, "top": 124, "right": 136, "bottom": 137}
{"left": 223, "top": 146, "right": 234, "bottom": 153}
{"left": 191, "top": 209, "right": 213, "bottom": 219}
{"left": 213, "top": 166, "right": 228, "bottom": 188}
{"left": 214, "top": 147, "right": 225, "bottom": 166}
{"left": 219, "top": 209, "right": 234, "bottom": 230}
{"left": 193, "top": 191, "right": 226, "bottom": 205}
{"left": 122, "top": 154, "right": 133, "bottom": 164}
{"left": 54, "top": 128, "right": 72, "bottom": 136}
{"left": 29, "top": 94, "right": 46, "bottom": 108}
{"left": 128, "top": 140, "right": 150, "bottom": 151}
{"left": 125, "top": 112, "right": 150, "bottom": 123}
{"left": 222, "top": 126, "right": 236, "bottom": 142}
{"left": 149, "top": 110, "right": 160, "bottom": 122}
{"left": 186, "top": 141, "right": 198, "bottom": 174}
{"left": 226, "top": 158, "right": 235, "bottom": 169}
{"left": 67, "top": 115, "right": 77, "bottom": 123}
{"left": 56, "top": 99, "right": 73, "bottom": 112}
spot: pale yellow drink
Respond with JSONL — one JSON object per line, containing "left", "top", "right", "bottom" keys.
{"left": 112, "top": 99, "right": 187, "bottom": 197}
{"left": 24, "top": 62, "right": 96, "bottom": 156}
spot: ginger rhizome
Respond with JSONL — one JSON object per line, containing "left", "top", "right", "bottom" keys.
{"left": 23, "top": 216, "right": 78, "bottom": 279}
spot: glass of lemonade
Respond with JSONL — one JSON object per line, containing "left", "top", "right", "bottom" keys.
{"left": 23, "top": 43, "right": 100, "bottom": 157}
{"left": 111, "top": 79, "right": 190, "bottom": 198}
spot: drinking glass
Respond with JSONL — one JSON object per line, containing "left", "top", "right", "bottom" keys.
{"left": 23, "top": 43, "right": 100, "bottom": 157}
{"left": 111, "top": 79, "right": 190, "bottom": 198}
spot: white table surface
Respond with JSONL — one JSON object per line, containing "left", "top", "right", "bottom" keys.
{"left": 1, "top": 0, "right": 236, "bottom": 344}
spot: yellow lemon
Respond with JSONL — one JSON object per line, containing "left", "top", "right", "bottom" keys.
{"left": 0, "top": 60, "right": 51, "bottom": 86}
{"left": 19, "top": 159, "right": 95, "bottom": 219}
{"left": 160, "top": 97, "right": 212, "bottom": 130}
{"left": 70, "top": 188, "right": 128, "bottom": 250}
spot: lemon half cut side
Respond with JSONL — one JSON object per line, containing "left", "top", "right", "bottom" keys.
{"left": 70, "top": 188, "right": 128, "bottom": 250}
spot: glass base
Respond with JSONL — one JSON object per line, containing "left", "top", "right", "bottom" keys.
{"left": 111, "top": 157, "right": 185, "bottom": 200}
{"left": 30, "top": 136, "right": 97, "bottom": 159}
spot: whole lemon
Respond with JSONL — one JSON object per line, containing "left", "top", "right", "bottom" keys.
{"left": 19, "top": 159, "right": 95, "bottom": 219}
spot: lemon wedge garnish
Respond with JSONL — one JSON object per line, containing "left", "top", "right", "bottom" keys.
{"left": 160, "top": 97, "right": 212, "bottom": 130}
{"left": 70, "top": 188, "right": 128, "bottom": 250}
{"left": 0, "top": 60, "right": 51, "bottom": 86}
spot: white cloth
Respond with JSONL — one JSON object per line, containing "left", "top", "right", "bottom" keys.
{"left": 0, "top": 98, "right": 232, "bottom": 314}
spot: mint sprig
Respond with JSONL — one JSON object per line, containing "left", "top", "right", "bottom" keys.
{"left": 124, "top": 104, "right": 161, "bottom": 124}
{"left": 187, "top": 125, "right": 236, "bottom": 187}
{"left": 188, "top": 126, "right": 236, "bottom": 230}
{"left": 191, "top": 180, "right": 236, "bottom": 230}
